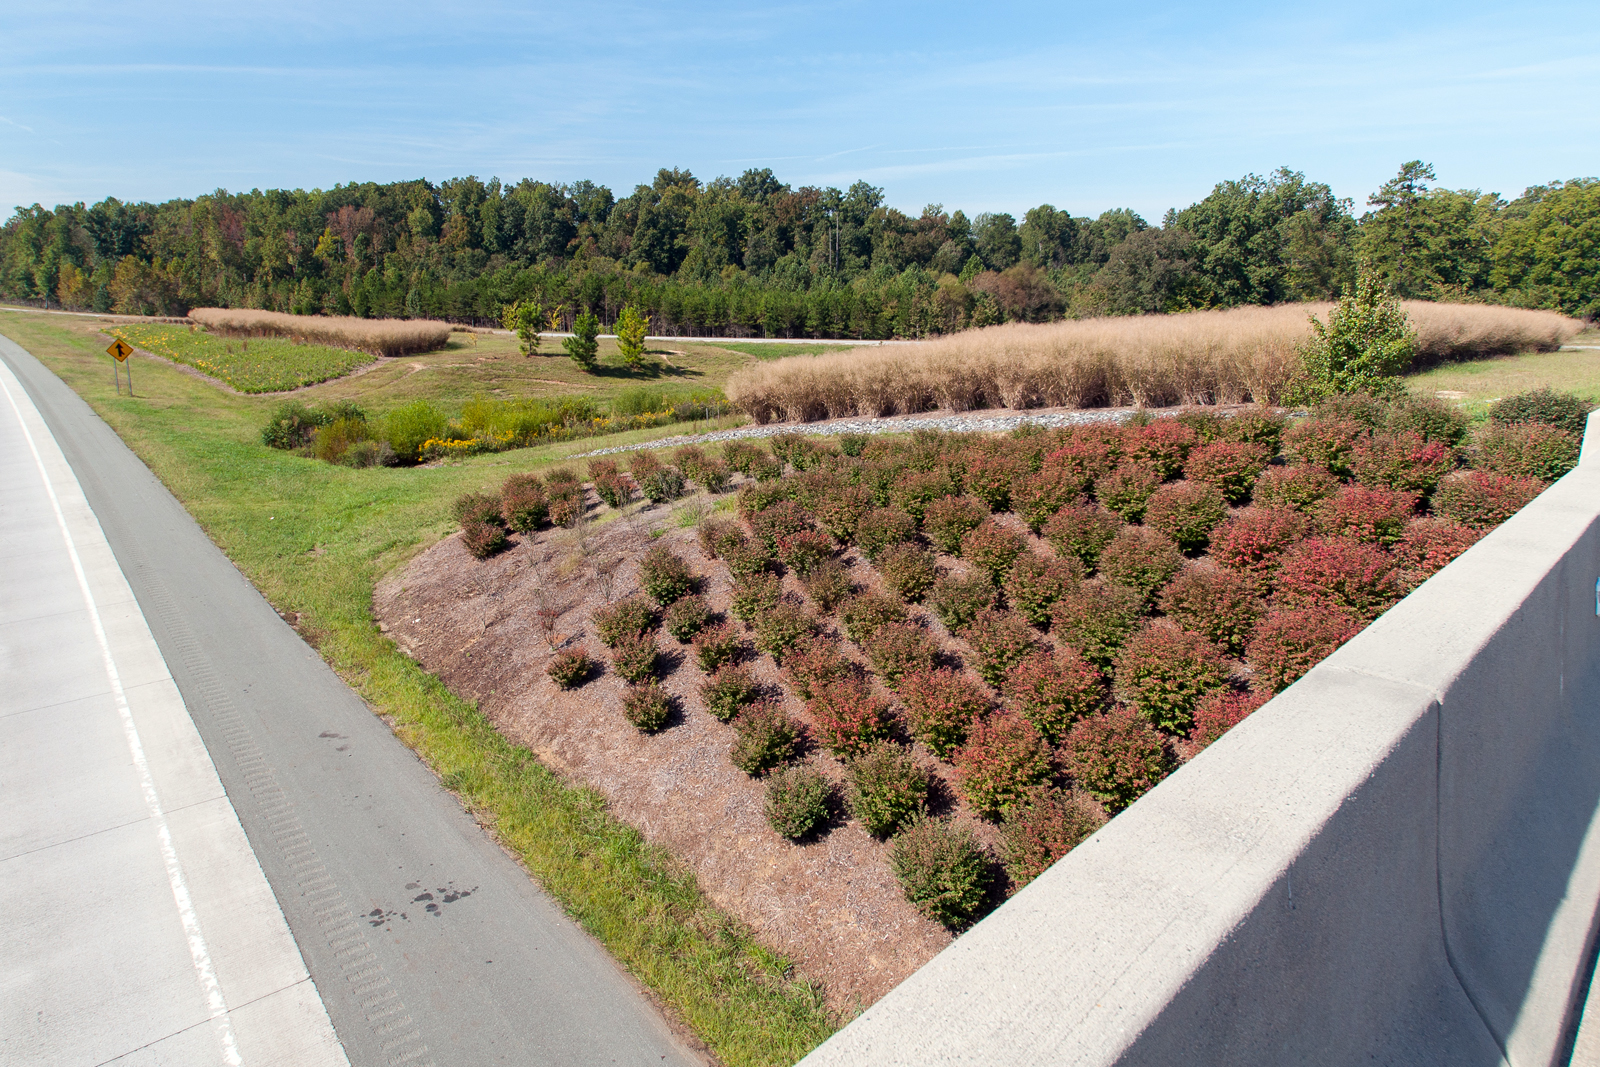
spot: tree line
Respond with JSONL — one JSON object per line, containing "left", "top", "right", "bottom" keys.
{"left": 0, "top": 161, "right": 1593, "bottom": 336}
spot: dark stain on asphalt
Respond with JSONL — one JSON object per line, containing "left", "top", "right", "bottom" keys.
{"left": 412, "top": 882, "right": 477, "bottom": 916}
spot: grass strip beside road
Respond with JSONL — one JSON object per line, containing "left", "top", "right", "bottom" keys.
{"left": 110, "top": 322, "right": 374, "bottom": 392}
{"left": 0, "top": 311, "right": 837, "bottom": 1067}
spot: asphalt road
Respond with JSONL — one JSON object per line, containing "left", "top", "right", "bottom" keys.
{"left": 0, "top": 333, "right": 701, "bottom": 1067}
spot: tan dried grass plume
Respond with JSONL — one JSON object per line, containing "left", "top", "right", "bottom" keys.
{"left": 188, "top": 307, "right": 452, "bottom": 358}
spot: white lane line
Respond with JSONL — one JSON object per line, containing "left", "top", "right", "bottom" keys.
{"left": 0, "top": 374, "right": 242, "bottom": 1066}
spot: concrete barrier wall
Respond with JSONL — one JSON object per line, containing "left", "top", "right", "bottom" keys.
{"left": 801, "top": 411, "right": 1600, "bottom": 1067}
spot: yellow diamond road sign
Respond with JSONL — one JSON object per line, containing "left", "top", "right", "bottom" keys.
{"left": 107, "top": 338, "right": 132, "bottom": 362}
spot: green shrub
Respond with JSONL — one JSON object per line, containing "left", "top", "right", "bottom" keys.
{"left": 729, "top": 702, "right": 802, "bottom": 775}
{"left": 837, "top": 432, "right": 870, "bottom": 456}
{"left": 621, "top": 681, "right": 673, "bottom": 732}
{"left": 1094, "top": 462, "right": 1161, "bottom": 522}
{"left": 260, "top": 401, "right": 327, "bottom": 450}
{"left": 963, "top": 451, "right": 1022, "bottom": 511}
{"left": 500, "top": 475, "right": 548, "bottom": 531}
{"left": 609, "top": 631, "right": 659, "bottom": 683}
{"left": 750, "top": 499, "right": 814, "bottom": 553}
{"left": 722, "top": 538, "right": 774, "bottom": 579}
{"left": 691, "top": 621, "right": 743, "bottom": 673}
{"left": 808, "top": 678, "right": 896, "bottom": 758}
{"left": 1223, "top": 409, "right": 1288, "bottom": 453}
{"left": 752, "top": 600, "right": 816, "bottom": 663}
{"left": 864, "top": 622, "right": 940, "bottom": 687}
{"left": 855, "top": 507, "right": 918, "bottom": 561}
{"left": 891, "top": 469, "right": 957, "bottom": 523}
{"left": 923, "top": 495, "right": 990, "bottom": 554}
{"left": 729, "top": 572, "right": 783, "bottom": 623}
{"left": 1251, "top": 464, "right": 1340, "bottom": 513}
{"left": 1113, "top": 622, "right": 1230, "bottom": 734}
{"left": 1004, "top": 552, "right": 1081, "bottom": 627}
{"left": 637, "top": 545, "right": 696, "bottom": 606}
{"left": 1283, "top": 417, "right": 1366, "bottom": 477}
{"left": 1490, "top": 387, "right": 1593, "bottom": 437}
{"left": 878, "top": 543, "right": 938, "bottom": 602}
{"left": 954, "top": 713, "right": 1054, "bottom": 819}
{"left": 696, "top": 515, "right": 744, "bottom": 560}
{"left": 812, "top": 485, "right": 875, "bottom": 542}
{"left": 1386, "top": 393, "right": 1469, "bottom": 446}
{"left": 1473, "top": 423, "right": 1581, "bottom": 481}
{"left": 453, "top": 491, "right": 503, "bottom": 527}
{"left": 1184, "top": 442, "right": 1273, "bottom": 504}
{"left": 890, "top": 817, "right": 994, "bottom": 929}
{"left": 1096, "top": 527, "right": 1182, "bottom": 600}
{"left": 1042, "top": 503, "right": 1122, "bottom": 571}
{"left": 841, "top": 592, "right": 908, "bottom": 645}
{"left": 701, "top": 664, "right": 763, "bottom": 721}
{"left": 662, "top": 594, "right": 712, "bottom": 642}
{"left": 1001, "top": 648, "right": 1104, "bottom": 745}
{"left": 961, "top": 609, "right": 1037, "bottom": 687}
{"left": 1158, "top": 564, "right": 1263, "bottom": 655}
{"left": 927, "top": 570, "right": 997, "bottom": 632}
{"left": 1010, "top": 468, "right": 1085, "bottom": 531}
{"left": 1143, "top": 481, "right": 1228, "bottom": 552}
{"left": 312, "top": 415, "right": 372, "bottom": 464}
{"left": 592, "top": 597, "right": 654, "bottom": 647}
{"left": 1049, "top": 579, "right": 1145, "bottom": 669}
{"left": 960, "top": 518, "right": 1028, "bottom": 581}
{"left": 999, "top": 787, "right": 1106, "bottom": 890}
{"left": 1063, "top": 709, "right": 1170, "bottom": 812}
{"left": 545, "top": 649, "right": 593, "bottom": 689}
{"left": 1293, "top": 270, "right": 1415, "bottom": 401}
{"left": 381, "top": 399, "right": 448, "bottom": 463}
{"left": 764, "top": 765, "right": 834, "bottom": 840}
{"left": 800, "top": 559, "right": 854, "bottom": 613}
{"left": 897, "top": 667, "right": 990, "bottom": 757}
{"left": 460, "top": 520, "right": 507, "bottom": 559}
{"left": 846, "top": 743, "right": 929, "bottom": 837}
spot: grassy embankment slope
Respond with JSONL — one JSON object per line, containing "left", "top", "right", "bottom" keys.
{"left": 0, "top": 309, "right": 835, "bottom": 1067}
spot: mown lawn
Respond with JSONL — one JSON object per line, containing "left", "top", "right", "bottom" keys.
{"left": 1405, "top": 328, "right": 1600, "bottom": 419}
{"left": 0, "top": 309, "right": 838, "bottom": 1067}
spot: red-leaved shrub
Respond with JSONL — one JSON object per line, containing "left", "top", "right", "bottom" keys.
{"left": 1210, "top": 508, "right": 1308, "bottom": 591}
{"left": 1275, "top": 536, "right": 1403, "bottom": 620}
{"left": 1350, "top": 430, "right": 1457, "bottom": 494}
{"left": 961, "top": 609, "right": 1038, "bottom": 686}
{"left": 865, "top": 621, "right": 941, "bottom": 686}
{"left": 954, "top": 713, "right": 1054, "bottom": 819}
{"left": 461, "top": 519, "right": 507, "bottom": 559}
{"left": 749, "top": 499, "right": 814, "bottom": 554}
{"left": 1049, "top": 579, "right": 1145, "bottom": 668}
{"left": 1314, "top": 485, "right": 1418, "bottom": 545}
{"left": 1113, "top": 622, "right": 1230, "bottom": 734}
{"left": 1043, "top": 425, "right": 1125, "bottom": 483}
{"left": 1396, "top": 517, "right": 1482, "bottom": 585}
{"left": 1283, "top": 417, "right": 1365, "bottom": 476}
{"left": 999, "top": 787, "right": 1106, "bottom": 889}
{"left": 1096, "top": 526, "right": 1182, "bottom": 599}
{"left": 775, "top": 528, "right": 835, "bottom": 575}
{"left": 783, "top": 635, "right": 856, "bottom": 700}
{"left": 1251, "top": 464, "right": 1340, "bottom": 513}
{"left": 1143, "top": 481, "right": 1228, "bottom": 552}
{"left": 1190, "top": 689, "right": 1270, "bottom": 749}
{"left": 1063, "top": 708, "right": 1170, "bottom": 812}
{"left": 811, "top": 484, "right": 875, "bottom": 542}
{"left": 891, "top": 468, "right": 958, "bottom": 523}
{"left": 1183, "top": 442, "right": 1273, "bottom": 504}
{"left": 1432, "top": 470, "right": 1546, "bottom": 529}
{"left": 1158, "top": 563, "right": 1263, "bottom": 654}
{"left": 855, "top": 506, "right": 919, "bottom": 560}
{"left": 964, "top": 450, "right": 1024, "bottom": 511}
{"left": 1094, "top": 462, "right": 1162, "bottom": 522}
{"left": 1126, "top": 420, "right": 1197, "bottom": 480}
{"left": 808, "top": 678, "right": 897, "bottom": 758}
{"left": 1011, "top": 468, "right": 1086, "bottom": 531}
{"left": 1042, "top": 502, "right": 1122, "bottom": 570}
{"left": 1001, "top": 648, "right": 1104, "bottom": 744}
{"left": 1005, "top": 551, "right": 1082, "bottom": 626}
{"left": 960, "top": 518, "right": 1028, "bottom": 581}
{"left": 897, "top": 667, "right": 990, "bottom": 757}
{"left": 877, "top": 542, "right": 938, "bottom": 602}
{"left": 923, "top": 495, "right": 990, "bottom": 554}
{"left": 1246, "top": 606, "right": 1362, "bottom": 692}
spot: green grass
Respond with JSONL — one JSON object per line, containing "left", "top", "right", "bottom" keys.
{"left": 1404, "top": 329, "right": 1600, "bottom": 420}
{"left": 110, "top": 322, "right": 374, "bottom": 392}
{"left": 703, "top": 341, "right": 863, "bottom": 360}
{"left": 2, "top": 309, "right": 836, "bottom": 1066}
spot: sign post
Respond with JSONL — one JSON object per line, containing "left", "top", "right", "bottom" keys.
{"left": 107, "top": 338, "right": 133, "bottom": 396}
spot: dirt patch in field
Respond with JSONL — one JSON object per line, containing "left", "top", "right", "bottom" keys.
{"left": 375, "top": 493, "right": 980, "bottom": 1011}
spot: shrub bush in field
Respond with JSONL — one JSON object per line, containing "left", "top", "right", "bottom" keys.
{"left": 662, "top": 594, "right": 711, "bottom": 642}
{"left": 960, "top": 518, "right": 1028, "bottom": 581}
{"left": 1313, "top": 484, "right": 1415, "bottom": 546}
{"left": 545, "top": 649, "right": 592, "bottom": 689}
{"left": 999, "top": 787, "right": 1107, "bottom": 889}
{"left": 1011, "top": 468, "right": 1086, "bottom": 531}
{"left": 1396, "top": 518, "right": 1482, "bottom": 585}
{"left": 691, "top": 620, "right": 743, "bottom": 672}
{"left": 800, "top": 559, "right": 854, "bottom": 613}
{"left": 637, "top": 545, "right": 696, "bottom": 605}
{"left": 783, "top": 635, "right": 856, "bottom": 700}
{"left": 775, "top": 528, "right": 835, "bottom": 576}
{"left": 897, "top": 667, "right": 990, "bottom": 757}
{"left": 1113, "top": 622, "right": 1230, "bottom": 734}
{"left": 1097, "top": 527, "right": 1182, "bottom": 599}
{"left": 1246, "top": 607, "right": 1363, "bottom": 692}
{"left": 729, "top": 572, "right": 783, "bottom": 623}
{"left": 1432, "top": 470, "right": 1547, "bottom": 529}
{"left": 878, "top": 542, "right": 938, "bottom": 602}
{"left": 1190, "top": 689, "right": 1270, "bottom": 749}
{"left": 1095, "top": 462, "right": 1162, "bottom": 522}
{"left": 1042, "top": 502, "right": 1122, "bottom": 571}
{"left": 1350, "top": 431, "right": 1457, "bottom": 494}
{"left": 721, "top": 537, "right": 774, "bottom": 579}
{"left": 927, "top": 571, "right": 997, "bottom": 631}
{"left": 1490, "top": 387, "right": 1593, "bottom": 437}
{"left": 764, "top": 764, "right": 833, "bottom": 840}
{"left": 1251, "top": 464, "right": 1340, "bottom": 513}
{"left": 1314, "top": 392, "right": 1390, "bottom": 430}
{"left": 609, "top": 631, "right": 659, "bottom": 683}
{"left": 750, "top": 500, "right": 814, "bottom": 553}
{"left": 1063, "top": 708, "right": 1170, "bottom": 812}
{"left": 864, "top": 622, "right": 941, "bottom": 686}
{"left": 1143, "top": 481, "right": 1228, "bottom": 552}
{"left": 964, "top": 451, "right": 1022, "bottom": 511}
{"left": 724, "top": 439, "right": 777, "bottom": 476}
{"left": 638, "top": 466, "right": 687, "bottom": 504}
{"left": 500, "top": 475, "right": 548, "bottom": 531}
{"left": 696, "top": 515, "right": 743, "bottom": 560}
{"left": 1473, "top": 423, "right": 1581, "bottom": 481}
{"left": 891, "top": 469, "right": 957, "bottom": 523}
{"left": 752, "top": 600, "right": 816, "bottom": 663}
{"left": 846, "top": 742, "right": 930, "bottom": 837}
{"left": 812, "top": 485, "right": 875, "bottom": 542}
{"left": 730, "top": 702, "right": 802, "bottom": 776}
{"left": 622, "top": 681, "right": 673, "bottom": 731}
{"left": 1177, "top": 409, "right": 1229, "bottom": 443}
{"left": 954, "top": 713, "right": 1054, "bottom": 819}
{"left": 1275, "top": 537, "right": 1403, "bottom": 620}
{"left": 808, "top": 679, "right": 897, "bottom": 758}
{"left": 739, "top": 480, "right": 793, "bottom": 519}
{"left": 962, "top": 609, "right": 1038, "bottom": 686}
{"left": 890, "top": 817, "right": 993, "bottom": 929}
{"left": 593, "top": 597, "right": 654, "bottom": 646}
{"left": 453, "top": 491, "right": 503, "bottom": 528}
{"left": 855, "top": 507, "right": 919, "bottom": 561}
{"left": 1385, "top": 393, "right": 1469, "bottom": 446}
{"left": 1284, "top": 417, "right": 1365, "bottom": 476}
{"left": 1223, "top": 409, "right": 1288, "bottom": 452}
{"left": 701, "top": 664, "right": 762, "bottom": 721}
{"left": 841, "top": 591, "right": 908, "bottom": 645}
{"left": 1158, "top": 564, "right": 1263, "bottom": 655}
{"left": 1210, "top": 508, "right": 1308, "bottom": 590}
{"left": 1001, "top": 648, "right": 1104, "bottom": 745}
{"left": 1045, "top": 426, "right": 1125, "bottom": 483}
{"left": 1184, "top": 442, "right": 1273, "bottom": 503}
{"left": 1005, "top": 552, "right": 1082, "bottom": 626}
{"left": 461, "top": 520, "right": 507, "bottom": 559}
{"left": 544, "top": 480, "right": 585, "bottom": 527}
{"left": 923, "top": 495, "right": 990, "bottom": 554}
{"left": 1050, "top": 579, "right": 1145, "bottom": 668}
{"left": 593, "top": 470, "right": 633, "bottom": 510}
{"left": 1126, "top": 420, "right": 1197, "bottom": 480}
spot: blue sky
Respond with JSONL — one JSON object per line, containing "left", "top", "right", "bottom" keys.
{"left": 3, "top": 0, "right": 1596, "bottom": 222}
